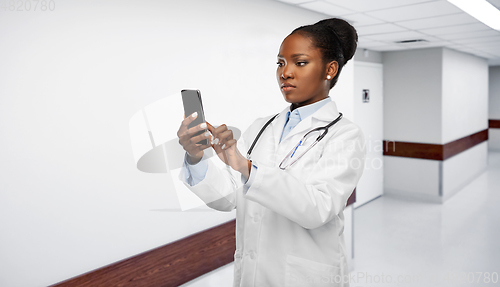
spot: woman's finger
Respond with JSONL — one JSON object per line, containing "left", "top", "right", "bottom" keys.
{"left": 208, "top": 123, "right": 228, "bottom": 145}
{"left": 205, "top": 122, "right": 217, "bottom": 144}
{"left": 177, "top": 112, "right": 201, "bottom": 137}
{"left": 217, "top": 129, "right": 233, "bottom": 146}
{"left": 182, "top": 112, "right": 199, "bottom": 128}
{"left": 188, "top": 129, "right": 212, "bottom": 146}
{"left": 212, "top": 124, "right": 228, "bottom": 137}
{"left": 185, "top": 122, "right": 208, "bottom": 137}
{"left": 206, "top": 122, "right": 215, "bottom": 133}
{"left": 222, "top": 139, "right": 237, "bottom": 150}
{"left": 179, "top": 122, "right": 207, "bottom": 143}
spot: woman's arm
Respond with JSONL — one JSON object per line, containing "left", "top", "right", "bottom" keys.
{"left": 177, "top": 114, "right": 240, "bottom": 212}
{"left": 182, "top": 152, "right": 209, "bottom": 186}
{"left": 243, "top": 124, "right": 366, "bottom": 229}
{"left": 180, "top": 154, "right": 238, "bottom": 212}
{"left": 179, "top": 126, "right": 256, "bottom": 211}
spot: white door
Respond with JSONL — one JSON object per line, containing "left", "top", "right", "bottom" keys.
{"left": 353, "top": 61, "right": 384, "bottom": 207}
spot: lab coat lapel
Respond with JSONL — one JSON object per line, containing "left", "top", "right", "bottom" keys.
{"left": 268, "top": 101, "right": 340, "bottom": 165}
{"left": 280, "top": 101, "right": 340, "bottom": 143}
{"left": 280, "top": 116, "right": 312, "bottom": 144}
{"left": 270, "top": 105, "right": 292, "bottom": 149}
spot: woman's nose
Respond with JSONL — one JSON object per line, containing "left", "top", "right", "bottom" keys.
{"left": 281, "top": 65, "right": 293, "bottom": 79}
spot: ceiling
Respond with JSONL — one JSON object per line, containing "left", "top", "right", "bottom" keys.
{"left": 276, "top": 0, "right": 500, "bottom": 65}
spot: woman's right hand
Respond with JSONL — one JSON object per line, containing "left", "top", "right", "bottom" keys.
{"left": 177, "top": 112, "right": 213, "bottom": 164}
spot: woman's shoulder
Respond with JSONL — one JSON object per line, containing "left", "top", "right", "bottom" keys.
{"left": 255, "top": 113, "right": 280, "bottom": 125}
{"left": 330, "top": 116, "right": 365, "bottom": 141}
{"left": 320, "top": 117, "right": 365, "bottom": 155}
{"left": 239, "top": 113, "right": 280, "bottom": 143}
{"left": 245, "top": 112, "right": 280, "bottom": 131}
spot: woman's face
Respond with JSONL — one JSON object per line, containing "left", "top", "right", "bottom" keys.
{"left": 276, "top": 32, "right": 336, "bottom": 109}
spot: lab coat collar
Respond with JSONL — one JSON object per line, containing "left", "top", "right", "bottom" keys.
{"left": 271, "top": 99, "right": 340, "bottom": 147}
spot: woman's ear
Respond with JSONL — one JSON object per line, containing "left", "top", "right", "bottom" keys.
{"left": 326, "top": 61, "right": 339, "bottom": 79}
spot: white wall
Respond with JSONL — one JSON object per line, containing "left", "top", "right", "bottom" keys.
{"left": 441, "top": 49, "right": 488, "bottom": 200}
{"left": 382, "top": 48, "right": 443, "bottom": 201}
{"left": 489, "top": 66, "right": 500, "bottom": 120}
{"left": 354, "top": 48, "right": 382, "bottom": 64}
{"left": 384, "top": 157, "right": 441, "bottom": 202}
{"left": 489, "top": 66, "right": 500, "bottom": 151}
{"left": 442, "top": 142, "right": 488, "bottom": 201}
{"left": 331, "top": 61, "right": 355, "bottom": 120}
{"left": 382, "top": 48, "right": 443, "bottom": 144}
{"left": 442, "top": 48, "right": 489, "bottom": 143}
{"left": 489, "top": 130, "right": 500, "bottom": 151}
{"left": 382, "top": 47, "right": 488, "bottom": 202}
{"left": 353, "top": 62, "right": 384, "bottom": 207}
{"left": 0, "top": 0, "right": 359, "bottom": 286}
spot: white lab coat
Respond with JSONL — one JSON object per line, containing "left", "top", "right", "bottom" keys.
{"left": 181, "top": 100, "right": 366, "bottom": 287}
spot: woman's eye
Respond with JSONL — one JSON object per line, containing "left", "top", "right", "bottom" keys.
{"left": 297, "top": 61, "right": 308, "bottom": 66}
{"left": 276, "top": 62, "right": 284, "bottom": 67}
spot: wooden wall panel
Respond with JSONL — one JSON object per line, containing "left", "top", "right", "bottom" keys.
{"left": 383, "top": 140, "right": 443, "bottom": 160}
{"left": 50, "top": 220, "right": 236, "bottom": 287}
{"left": 383, "top": 129, "right": 488, "bottom": 160}
{"left": 443, "top": 129, "right": 488, "bottom": 160}
{"left": 490, "top": 120, "right": 500, "bottom": 129}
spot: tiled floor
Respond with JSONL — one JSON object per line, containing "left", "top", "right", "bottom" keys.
{"left": 353, "top": 151, "right": 500, "bottom": 287}
{"left": 183, "top": 151, "right": 500, "bottom": 287}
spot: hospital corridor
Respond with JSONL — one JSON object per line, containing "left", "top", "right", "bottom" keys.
{"left": 1, "top": 0, "right": 500, "bottom": 286}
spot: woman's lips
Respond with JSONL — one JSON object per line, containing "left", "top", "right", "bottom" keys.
{"left": 281, "top": 83, "right": 296, "bottom": 92}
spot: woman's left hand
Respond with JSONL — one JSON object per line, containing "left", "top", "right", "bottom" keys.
{"left": 206, "top": 122, "right": 251, "bottom": 179}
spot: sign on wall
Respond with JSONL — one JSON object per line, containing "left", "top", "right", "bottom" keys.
{"left": 362, "top": 89, "right": 370, "bottom": 103}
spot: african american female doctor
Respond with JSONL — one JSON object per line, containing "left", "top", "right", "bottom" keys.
{"left": 177, "top": 18, "right": 366, "bottom": 287}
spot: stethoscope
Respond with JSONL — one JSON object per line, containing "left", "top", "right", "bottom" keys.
{"left": 246, "top": 112, "right": 343, "bottom": 170}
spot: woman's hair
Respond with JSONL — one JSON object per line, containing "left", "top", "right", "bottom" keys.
{"left": 291, "top": 18, "right": 358, "bottom": 89}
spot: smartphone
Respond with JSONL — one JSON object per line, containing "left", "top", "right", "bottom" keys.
{"left": 181, "top": 89, "right": 208, "bottom": 145}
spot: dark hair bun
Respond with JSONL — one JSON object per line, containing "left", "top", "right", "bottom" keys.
{"left": 290, "top": 17, "right": 358, "bottom": 88}
{"left": 315, "top": 18, "right": 358, "bottom": 63}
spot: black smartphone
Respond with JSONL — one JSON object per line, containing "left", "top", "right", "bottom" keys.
{"left": 181, "top": 89, "right": 208, "bottom": 145}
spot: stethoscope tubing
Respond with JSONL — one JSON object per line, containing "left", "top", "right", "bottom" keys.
{"left": 246, "top": 112, "right": 343, "bottom": 169}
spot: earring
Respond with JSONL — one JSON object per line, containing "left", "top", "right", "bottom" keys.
{"left": 327, "top": 75, "right": 331, "bottom": 80}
